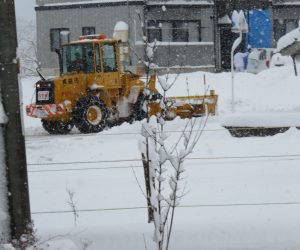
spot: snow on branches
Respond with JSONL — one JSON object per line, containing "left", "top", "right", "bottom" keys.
{"left": 139, "top": 81, "right": 208, "bottom": 250}
{"left": 135, "top": 11, "right": 209, "bottom": 250}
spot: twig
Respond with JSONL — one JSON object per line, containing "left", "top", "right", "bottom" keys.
{"left": 131, "top": 166, "right": 147, "bottom": 199}
{"left": 66, "top": 188, "right": 79, "bottom": 226}
{"left": 142, "top": 234, "right": 148, "bottom": 250}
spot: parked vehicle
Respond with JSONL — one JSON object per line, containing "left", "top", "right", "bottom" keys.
{"left": 246, "top": 48, "right": 275, "bottom": 74}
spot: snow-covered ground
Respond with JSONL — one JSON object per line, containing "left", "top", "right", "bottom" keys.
{"left": 16, "top": 65, "right": 300, "bottom": 249}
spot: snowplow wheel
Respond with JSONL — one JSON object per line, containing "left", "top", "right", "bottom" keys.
{"left": 73, "top": 96, "right": 108, "bottom": 133}
{"left": 132, "top": 94, "right": 148, "bottom": 121}
{"left": 41, "top": 120, "right": 73, "bottom": 135}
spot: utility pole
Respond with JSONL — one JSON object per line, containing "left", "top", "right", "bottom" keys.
{"left": 213, "top": 0, "right": 218, "bottom": 72}
{"left": 0, "top": 0, "right": 31, "bottom": 240}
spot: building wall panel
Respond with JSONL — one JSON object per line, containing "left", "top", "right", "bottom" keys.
{"left": 36, "top": 4, "right": 144, "bottom": 71}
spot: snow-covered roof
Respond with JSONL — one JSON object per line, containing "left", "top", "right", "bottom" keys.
{"left": 36, "top": 0, "right": 213, "bottom": 7}
{"left": 277, "top": 24, "right": 300, "bottom": 54}
{"left": 273, "top": 0, "right": 300, "bottom": 5}
{"left": 37, "top": 0, "right": 300, "bottom": 7}
{"left": 147, "top": 0, "right": 213, "bottom": 5}
{"left": 37, "top": 0, "right": 142, "bottom": 7}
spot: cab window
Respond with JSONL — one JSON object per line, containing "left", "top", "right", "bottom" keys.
{"left": 102, "top": 44, "right": 117, "bottom": 72}
{"left": 62, "top": 43, "right": 94, "bottom": 74}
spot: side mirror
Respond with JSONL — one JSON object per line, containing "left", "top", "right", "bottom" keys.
{"left": 55, "top": 48, "right": 63, "bottom": 75}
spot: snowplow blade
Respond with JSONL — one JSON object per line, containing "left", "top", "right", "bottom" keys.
{"left": 148, "top": 90, "right": 218, "bottom": 119}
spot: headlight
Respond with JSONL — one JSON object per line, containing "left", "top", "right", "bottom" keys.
{"left": 36, "top": 83, "right": 41, "bottom": 88}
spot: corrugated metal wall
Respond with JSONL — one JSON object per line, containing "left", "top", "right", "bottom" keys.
{"left": 36, "top": 2, "right": 215, "bottom": 72}
{"left": 36, "top": 4, "right": 144, "bottom": 71}
{"left": 145, "top": 5, "right": 215, "bottom": 67}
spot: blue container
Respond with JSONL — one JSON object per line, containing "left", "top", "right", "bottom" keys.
{"left": 245, "top": 9, "right": 272, "bottom": 49}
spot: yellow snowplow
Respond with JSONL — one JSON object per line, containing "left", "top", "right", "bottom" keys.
{"left": 26, "top": 34, "right": 218, "bottom": 134}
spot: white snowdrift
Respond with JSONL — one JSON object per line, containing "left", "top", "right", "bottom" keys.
{"left": 157, "top": 64, "right": 300, "bottom": 120}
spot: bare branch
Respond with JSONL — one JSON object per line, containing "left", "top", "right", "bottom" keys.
{"left": 142, "top": 234, "right": 148, "bottom": 250}
{"left": 66, "top": 188, "right": 79, "bottom": 226}
{"left": 131, "top": 167, "right": 147, "bottom": 199}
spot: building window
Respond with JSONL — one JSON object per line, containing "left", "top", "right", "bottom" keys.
{"left": 147, "top": 20, "right": 201, "bottom": 43}
{"left": 274, "top": 19, "right": 298, "bottom": 41}
{"left": 147, "top": 21, "right": 162, "bottom": 42}
{"left": 50, "top": 28, "right": 70, "bottom": 51}
{"left": 274, "top": 20, "right": 285, "bottom": 42}
{"left": 82, "top": 26, "right": 96, "bottom": 35}
{"left": 172, "top": 21, "right": 189, "bottom": 42}
{"left": 187, "top": 22, "right": 201, "bottom": 42}
{"left": 161, "top": 22, "right": 172, "bottom": 42}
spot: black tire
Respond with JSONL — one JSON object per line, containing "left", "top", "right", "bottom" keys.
{"left": 132, "top": 94, "right": 148, "bottom": 121}
{"left": 42, "top": 120, "right": 73, "bottom": 135}
{"left": 73, "top": 96, "right": 108, "bottom": 133}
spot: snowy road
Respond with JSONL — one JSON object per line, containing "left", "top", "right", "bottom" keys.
{"left": 25, "top": 121, "right": 300, "bottom": 250}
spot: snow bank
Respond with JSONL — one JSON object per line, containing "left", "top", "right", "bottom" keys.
{"left": 157, "top": 64, "right": 300, "bottom": 116}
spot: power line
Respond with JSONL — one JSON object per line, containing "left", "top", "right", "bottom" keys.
{"left": 31, "top": 201, "right": 300, "bottom": 215}
{"left": 27, "top": 155, "right": 300, "bottom": 173}
{"left": 28, "top": 158, "right": 141, "bottom": 166}
{"left": 27, "top": 154, "right": 300, "bottom": 167}
{"left": 187, "top": 154, "right": 300, "bottom": 161}
{"left": 28, "top": 165, "right": 142, "bottom": 173}
{"left": 25, "top": 126, "right": 300, "bottom": 141}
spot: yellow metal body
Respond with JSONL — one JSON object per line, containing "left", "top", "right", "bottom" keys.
{"left": 148, "top": 90, "right": 218, "bottom": 119}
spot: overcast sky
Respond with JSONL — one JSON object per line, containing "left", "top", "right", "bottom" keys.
{"left": 15, "top": 0, "right": 36, "bottom": 21}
